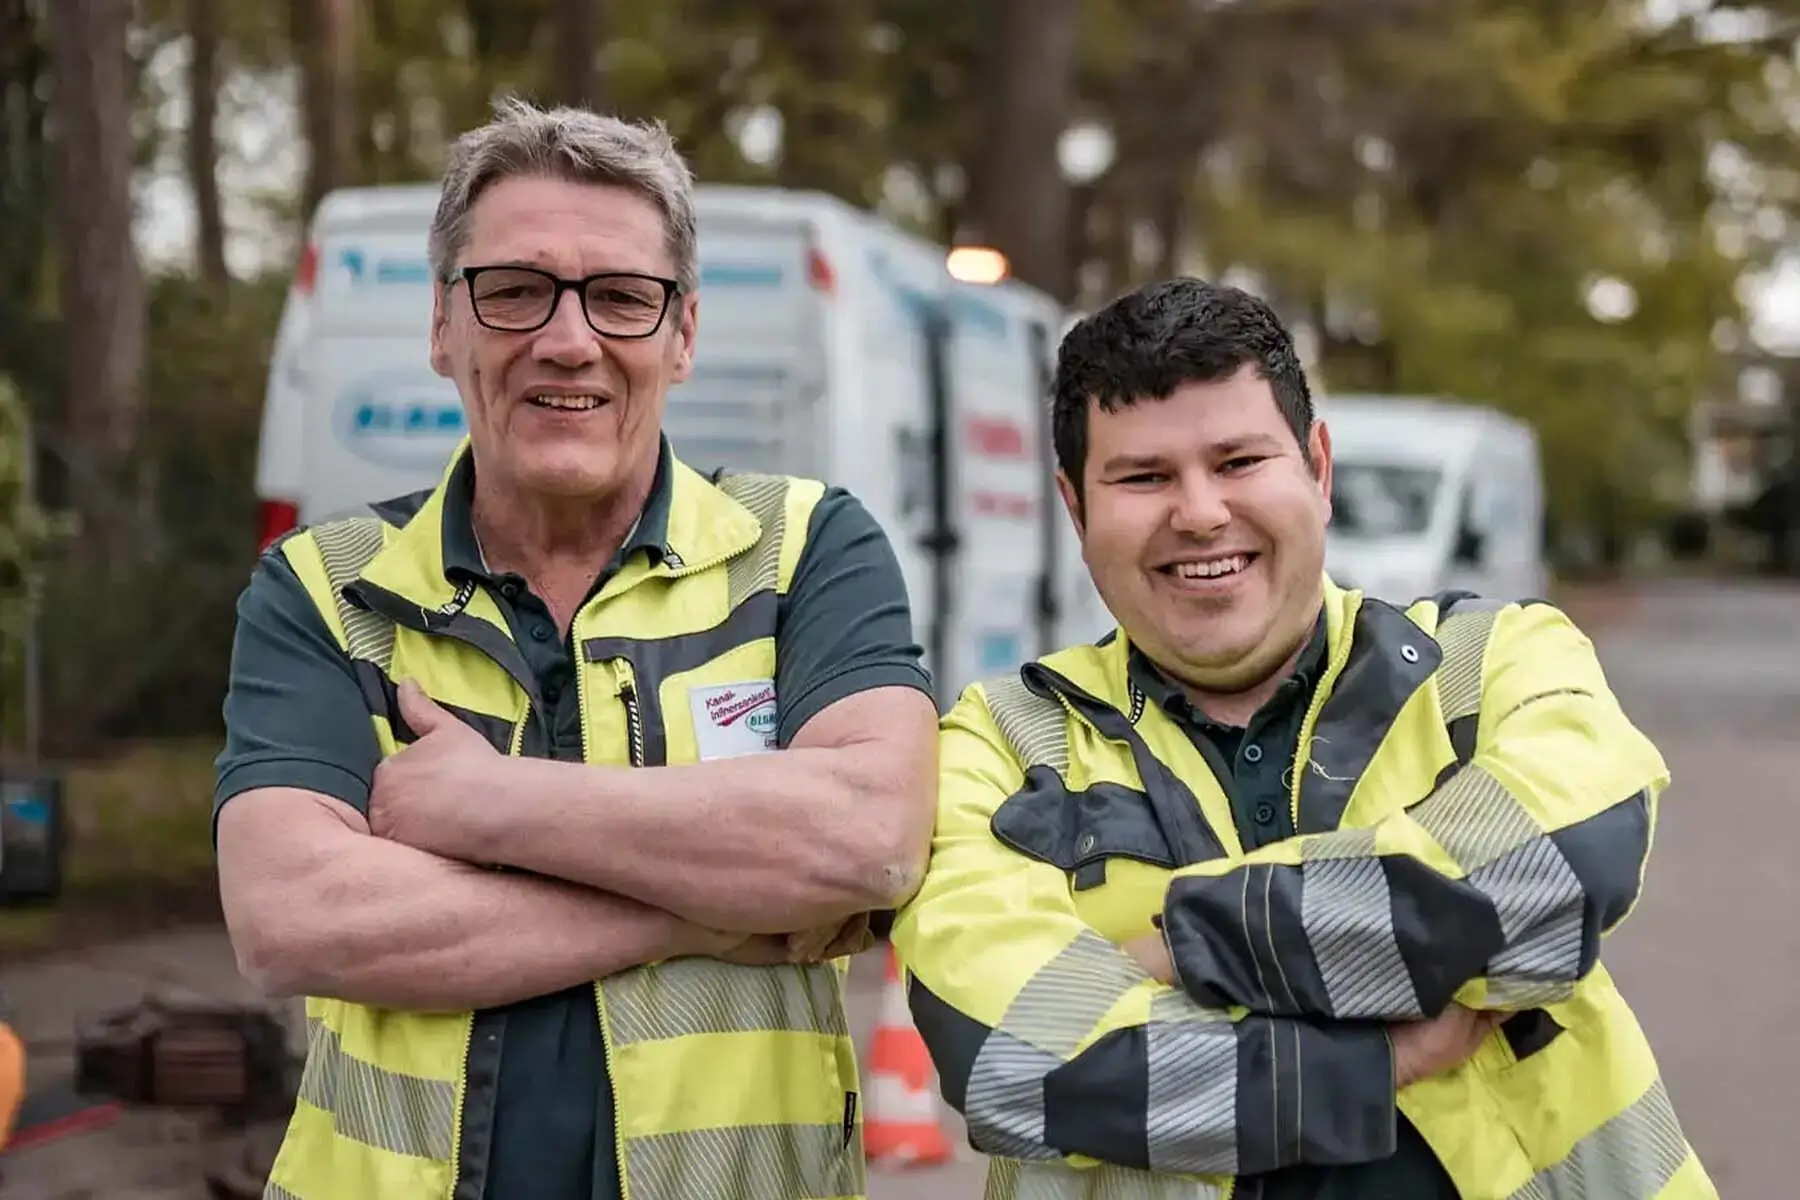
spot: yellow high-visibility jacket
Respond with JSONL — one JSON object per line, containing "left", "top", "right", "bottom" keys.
{"left": 891, "top": 580, "right": 1715, "bottom": 1200}
{"left": 259, "top": 444, "right": 866, "bottom": 1200}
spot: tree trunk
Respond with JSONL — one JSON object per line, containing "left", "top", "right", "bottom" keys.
{"left": 554, "top": 0, "right": 603, "bottom": 110}
{"left": 961, "top": 0, "right": 1080, "bottom": 299}
{"left": 767, "top": 0, "right": 876, "bottom": 205}
{"left": 294, "top": 0, "right": 356, "bottom": 220}
{"left": 45, "top": 0, "right": 145, "bottom": 562}
{"left": 187, "top": 0, "right": 228, "bottom": 285}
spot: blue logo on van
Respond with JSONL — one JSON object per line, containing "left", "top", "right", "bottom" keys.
{"left": 333, "top": 370, "right": 466, "bottom": 469}
{"left": 338, "top": 248, "right": 433, "bottom": 285}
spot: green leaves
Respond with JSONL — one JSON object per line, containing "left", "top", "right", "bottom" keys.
{"left": 0, "top": 375, "right": 71, "bottom": 666}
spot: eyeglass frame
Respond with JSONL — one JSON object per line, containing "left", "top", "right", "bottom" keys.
{"left": 451, "top": 264, "right": 685, "bottom": 340}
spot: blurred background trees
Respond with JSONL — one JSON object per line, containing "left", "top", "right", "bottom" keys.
{"left": 4, "top": 0, "right": 1800, "bottom": 754}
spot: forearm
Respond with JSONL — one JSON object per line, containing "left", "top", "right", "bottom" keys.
{"left": 231, "top": 830, "right": 716, "bottom": 1011}
{"left": 903, "top": 921, "right": 1396, "bottom": 1173}
{"left": 482, "top": 749, "right": 929, "bottom": 933}
{"left": 1160, "top": 780, "right": 1656, "bottom": 1022}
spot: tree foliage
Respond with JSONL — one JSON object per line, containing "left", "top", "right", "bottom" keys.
{"left": 3, "top": 0, "right": 1799, "bottom": 748}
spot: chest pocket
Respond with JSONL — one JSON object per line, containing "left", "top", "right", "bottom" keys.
{"left": 982, "top": 667, "right": 1225, "bottom": 891}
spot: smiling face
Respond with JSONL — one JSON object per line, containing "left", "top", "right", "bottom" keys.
{"left": 429, "top": 174, "right": 696, "bottom": 502}
{"left": 1059, "top": 365, "right": 1334, "bottom": 693}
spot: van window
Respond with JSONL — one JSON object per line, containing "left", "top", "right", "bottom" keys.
{"left": 1331, "top": 463, "right": 1441, "bottom": 537}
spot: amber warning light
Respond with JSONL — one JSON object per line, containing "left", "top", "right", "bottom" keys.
{"left": 946, "top": 247, "right": 1009, "bottom": 285}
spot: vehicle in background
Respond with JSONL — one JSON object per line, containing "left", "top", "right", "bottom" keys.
{"left": 253, "top": 184, "right": 1113, "bottom": 706}
{"left": 1319, "top": 394, "right": 1549, "bottom": 605}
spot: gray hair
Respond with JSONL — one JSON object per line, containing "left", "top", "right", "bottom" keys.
{"left": 428, "top": 96, "right": 699, "bottom": 292}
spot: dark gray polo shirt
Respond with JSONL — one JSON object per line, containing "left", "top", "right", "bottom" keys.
{"left": 213, "top": 436, "right": 932, "bottom": 1200}
{"left": 1130, "top": 616, "right": 1458, "bottom": 1200}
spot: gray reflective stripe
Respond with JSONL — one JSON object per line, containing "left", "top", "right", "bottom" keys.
{"left": 1300, "top": 826, "right": 1425, "bottom": 1019}
{"left": 1409, "top": 764, "right": 1586, "bottom": 1007}
{"left": 625, "top": 1120, "right": 863, "bottom": 1200}
{"left": 310, "top": 515, "right": 396, "bottom": 670}
{"left": 1144, "top": 989, "right": 1238, "bottom": 1175}
{"left": 262, "top": 1184, "right": 304, "bottom": 1200}
{"left": 295, "top": 1017, "right": 455, "bottom": 1163}
{"left": 1434, "top": 599, "right": 1507, "bottom": 726}
{"left": 1506, "top": 1077, "right": 1691, "bottom": 1200}
{"left": 965, "top": 929, "right": 1147, "bottom": 1161}
{"left": 985, "top": 1157, "right": 1227, "bottom": 1199}
{"left": 982, "top": 673, "right": 1070, "bottom": 775}
{"left": 715, "top": 471, "right": 792, "bottom": 607}
{"left": 604, "top": 957, "right": 850, "bottom": 1045}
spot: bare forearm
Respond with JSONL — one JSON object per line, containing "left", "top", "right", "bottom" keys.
{"left": 484, "top": 750, "right": 930, "bottom": 934}
{"left": 231, "top": 833, "right": 714, "bottom": 1011}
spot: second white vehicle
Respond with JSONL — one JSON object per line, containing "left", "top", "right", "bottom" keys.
{"left": 1320, "top": 393, "right": 1550, "bottom": 605}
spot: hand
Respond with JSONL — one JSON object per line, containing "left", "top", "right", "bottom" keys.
{"left": 368, "top": 679, "right": 507, "bottom": 861}
{"left": 1123, "top": 930, "right": 1177, "bottom": 985}
{"left": 785, "top": 913, "right": 876, "bottom": 963}
{"left": 714, "top": 915, "right": 877, "bottom": 968}
{"left": 1389, "top": 1004, "right": 1506, "bottom": 1090}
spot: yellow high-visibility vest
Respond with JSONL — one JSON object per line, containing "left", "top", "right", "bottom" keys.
{"left": 262, "top": 444, "right": 865, "bottom": 1200}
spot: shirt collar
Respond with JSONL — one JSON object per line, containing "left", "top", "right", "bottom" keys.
{"left": 439, "top": 435, "right": 676, "bottom": 584}
{"left": 1128, "top": 608, "right": 1330, "bottom": 731}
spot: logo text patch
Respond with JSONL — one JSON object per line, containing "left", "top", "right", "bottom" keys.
{"left": 689, "top": 680, "right": 779, "bottom": 761}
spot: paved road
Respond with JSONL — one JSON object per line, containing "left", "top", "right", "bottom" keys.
{"left": 2, "top": 579, "right": 1791, "bottom": 1197}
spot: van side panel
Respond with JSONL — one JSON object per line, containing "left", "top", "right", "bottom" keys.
{"left": 298, "top": 230, "right": 461, "bottom": 522}
{"left": 672, "top": 212, "right": 829, "bottom": 479}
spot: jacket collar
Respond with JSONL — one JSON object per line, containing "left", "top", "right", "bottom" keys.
{"left": 352, "top": 436, "right": 764, "bottom": 614}
{"left": 1030, "top": 575, "right": 1444, "bottom": 829}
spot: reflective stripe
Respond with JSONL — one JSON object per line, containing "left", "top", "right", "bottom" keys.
{"left": 605, "top": 958, "right": 849, "bottom": 1046}
{"left": 295, "top": 1017, "right": 455, "bottom": 1162}
{"left": 1144, "top": 990, "right": 1238, "bottom": 1175}
{"left": 1434, "top": 601, "right": 1506, "bottom": 728}
{"left": 984, "top": 1158, "right": 1227, "bottom": 1199}
{"left": 1300, "top": 826, "right": 1424, "bottom": 1019}
{"left": 1506, "top": 1078, "right": 1690, "bottom": 1200}
{"left": 716, "top": 471, "right": 791, "bottom": 607}
{"left": 311, "top": 516, "right": 396, "bottom": 670}
{"left": 983, "top": 673, "right": 1070, "bottom": 775}
{"left": 1409, "top": 764, "right": 1586, "bottom": 1007}
{"left": 965, "top": 929, "right": 1145, "bottom": 1161}
{"left": 263, "top": 1184, "right": 304, "bottom": 1200}
{"left": 625, "top": 1120, "right": 861, "bottom": 1200}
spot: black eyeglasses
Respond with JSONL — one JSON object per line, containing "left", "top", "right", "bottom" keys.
{"left": 455, "top": 265, "right": 682, "bottom": 339}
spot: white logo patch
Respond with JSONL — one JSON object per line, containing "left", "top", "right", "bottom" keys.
{"left": 689, "top": 680, "right": 779, "bottom": 761}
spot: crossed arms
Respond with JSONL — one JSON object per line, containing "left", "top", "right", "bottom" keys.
{"left": 215, "top": 510, "right": 939, "bottom": 1012}
{"left": 218, "top": 682, "right": 937, "bottom": 1012}
{"left": 889, "top": 601, "right": 1668, "bottom": 1174}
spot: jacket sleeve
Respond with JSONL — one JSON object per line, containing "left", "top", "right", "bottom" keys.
{"left": 888, "top": 684, "right": 1400, "bottom": 1178}
{"left": 1159, "top": 600, "right": 1666, "bottom": 1022}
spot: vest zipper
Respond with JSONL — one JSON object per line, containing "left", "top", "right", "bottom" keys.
{"left": 620, "top": 681, "right": 645, "bottom": 768}
{"left": 1289, "top": 616, "right": 1356, "bottom": 833}
{"left": 587, "top": 654, "right": 641, "bottom": 1200}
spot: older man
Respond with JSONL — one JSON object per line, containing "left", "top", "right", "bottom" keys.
{"left": 891, "top": 278, "right": 1715, "bottom": 1199}
{"left": 213, "top": 99, "right": 938, "bottom": 1200}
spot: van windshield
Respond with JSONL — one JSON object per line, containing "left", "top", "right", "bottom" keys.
{"left": 1330, "top": 462, "right": 1443, "bottom": 538}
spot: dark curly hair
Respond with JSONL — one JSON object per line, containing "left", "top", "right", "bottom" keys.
{"left": 1051, "top": 277, "right": 1315, "bottom": 508}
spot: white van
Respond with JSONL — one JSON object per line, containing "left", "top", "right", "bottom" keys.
{"left": 1318, "top": 394, "right": 1549, "bottom": 604}
{"left": 253, "top": 184, "right": 1113, "bottom": 706}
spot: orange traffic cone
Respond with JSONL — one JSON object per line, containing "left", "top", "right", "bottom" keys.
{"left": 864, "top": 945, "right": 954, "bottom": 1168}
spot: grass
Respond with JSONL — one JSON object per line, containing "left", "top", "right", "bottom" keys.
{"left": 0, "top": 738, "right": 223, "bottom": 958}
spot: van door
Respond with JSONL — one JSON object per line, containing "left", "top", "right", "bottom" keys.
{"left": 672, "top": 211, "right": 829, "bottom": 479}
{"left": 936, "top": 283, "right": 1054, "bottom": 699}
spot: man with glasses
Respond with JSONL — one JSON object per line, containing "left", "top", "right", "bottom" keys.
{"left": 212, "top": 98, "right": 939, "bottom": 1200}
